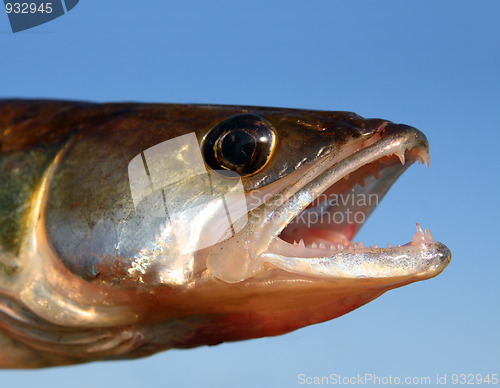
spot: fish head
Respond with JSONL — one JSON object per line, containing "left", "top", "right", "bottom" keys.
{"left": 182, "top": 107, "right": 451, "bottom": 344}
{"left": 0, "top": 102, "right": 451, "bottom": 366}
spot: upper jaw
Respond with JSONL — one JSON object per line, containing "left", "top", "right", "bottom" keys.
{"left": 207, "top": 122, "right": 451, "bottom": 284}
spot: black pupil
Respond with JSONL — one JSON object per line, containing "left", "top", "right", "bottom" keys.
{"left": 220, "top": 130, "right": 256, "bottom": 166}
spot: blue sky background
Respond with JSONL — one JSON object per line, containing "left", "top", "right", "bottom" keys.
{"left": 1, "top": 0, "right": 499, "bottom": 386}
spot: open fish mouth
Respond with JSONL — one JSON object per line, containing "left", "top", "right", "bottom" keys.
{"left": 208, "top": 121, "right": 451, "bottom": 283}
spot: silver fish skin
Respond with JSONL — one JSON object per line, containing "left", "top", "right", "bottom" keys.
{"left": 0, "top": 100, "right": 451, "bottom": 368}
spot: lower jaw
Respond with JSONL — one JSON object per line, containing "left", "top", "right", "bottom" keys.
{"left": 269, "top": 222, "right": 434, "bottom": 259}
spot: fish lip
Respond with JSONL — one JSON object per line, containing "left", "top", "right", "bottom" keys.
{"left": 420, "top": 242, "right": 452, "bottom": 278}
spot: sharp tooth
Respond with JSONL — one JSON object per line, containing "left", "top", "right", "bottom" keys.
{"left": 338, "top": 244, "right": 344, "bottom": 249}
{"left": 330, "top": 244, "right": 336, "bottom": 250}
{"left": 311, "top": 242, "right": 318, "bottom": 249}
{"left": 395, "top": 151, "right": 406, "bottom": 165}
{"left": 424, "top": 228, "right": 435, "bottom": 242}
{"left": 397, "top": 244, "right": 401, "bottom": 247}
{"left": 358, "top": 242, "right": 365, "bottom": 248}
{"left": 387, "top": 243, "right": 391, "bottom": 248}
{"left": 373, "top": 169, "right": 380, "bottom": 179}
{"left": 412, "top": 223, "right": 426, "bottom": 245}
{"left": 319, "top": 242, "right": 326, "bottom": 249}
{"left": 420, "top": 152, "right": 430, "bottom": 167}
{"left": 293, "top": 240, "right": 298, "bottom": 245}
{"left": 299, "top": 239, "right": 305, "bottom": 247}
{"left": 373, "top": 244, "right": 378, "bottom": 248}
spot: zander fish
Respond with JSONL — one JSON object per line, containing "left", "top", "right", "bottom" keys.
{"left": 0, "top": 100, "right": 451, "bottom": 368}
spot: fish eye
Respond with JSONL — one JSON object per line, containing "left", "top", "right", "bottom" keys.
{"left": 202, "top": 114, "right": 276, "bottom": 177}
